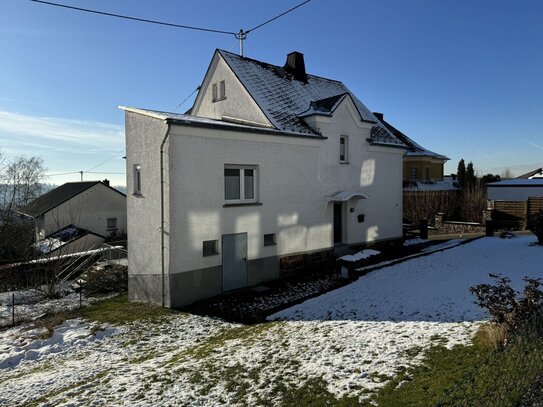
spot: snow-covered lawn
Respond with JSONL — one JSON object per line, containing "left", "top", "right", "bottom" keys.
{"left": 1, "top": 236, "right": 542, "bottom": 406}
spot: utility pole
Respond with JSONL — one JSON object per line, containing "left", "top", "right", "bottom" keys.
{"left": 235, "top": 29, "right": 247, "bottom": 56}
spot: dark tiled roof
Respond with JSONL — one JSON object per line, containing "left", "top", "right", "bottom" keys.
{"left": 217, "top": 50, "right": 405, "bottom": 147}
{"left": 516, "top": 168, "right": 543, "bottom": 179}
{"left": 373, "top": 113, "right": 449, "bottom": 160}
{"left": 19, "top": 182, "right": 100, "bottom": 218}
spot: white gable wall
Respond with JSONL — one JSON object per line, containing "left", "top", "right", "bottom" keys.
{"left": 192, "top": 54, "right": 272, "bottom": 127}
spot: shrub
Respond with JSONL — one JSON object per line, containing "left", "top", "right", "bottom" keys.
{"left": 470, "top": 273, "right": 543, "bottom": 342}
{"left": 527, "top": 209, "right": 543, "bottom": 245}
{"left": 83, "top": 264, "right": 127, "bottom": 295}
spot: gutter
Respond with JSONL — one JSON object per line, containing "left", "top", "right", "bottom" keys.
{"left": 160, "top": 124, "right": 172, "bottom": 308}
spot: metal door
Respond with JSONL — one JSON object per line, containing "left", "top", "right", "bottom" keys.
{"left": 222, "top": 233, "right": 248, "bottom": 292}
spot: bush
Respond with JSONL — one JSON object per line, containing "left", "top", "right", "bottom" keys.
{"left": 83, "top": 265, "right": 127, "bottom": 295}
{"left": 470, "top": 274, "right": 543, "bottom": 342}
{"left": 528, "top": 209, "right": 543, "bottom": 245}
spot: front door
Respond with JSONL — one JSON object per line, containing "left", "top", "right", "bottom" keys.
{"left": 333, "top": 203, "right": 343, "bottom": 244}
{"left": 222, "top": 233, "right": 248, "bottom": 292}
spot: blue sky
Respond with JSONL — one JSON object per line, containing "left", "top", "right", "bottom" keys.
{"left": 1, "top": 0, "right": 542, "bottom": 185}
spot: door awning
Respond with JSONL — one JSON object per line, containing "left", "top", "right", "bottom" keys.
{"left": 327, "top": 191, "right": 369, "bottom": 202}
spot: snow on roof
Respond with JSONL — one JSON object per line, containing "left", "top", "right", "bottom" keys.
{"left": 487, "top": 179, "right": 543, "bottom": 187}
{"left": 217, "top": 50, "right": 406, "bottom": 147}
{"left": 403, "top": 180, "right": 459, "bottom": 192}
{"left": 119, "top": 106, "right": 325, "bottom": 139}
{"left": 373, "top": 113, "right": 449, "bottom": 160}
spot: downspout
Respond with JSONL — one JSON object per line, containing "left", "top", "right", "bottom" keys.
{"left": 160, "top": 123, "right": 172, "bottom": 308}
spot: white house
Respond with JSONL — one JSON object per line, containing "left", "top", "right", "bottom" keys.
{"left": 120, "top": 50, "right": 407, "bottom": 307}
{"left": 487, "top": 179, "right": 543, "bottom": 201}
{"left": 19, "top": 180, "right": 127, "bottom": 245}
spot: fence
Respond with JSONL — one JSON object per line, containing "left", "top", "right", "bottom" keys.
{"left": 437, "top": 310, "right": 543, "bottom": 406}
{"left": 0, "top": 243, "right": 127, "bottom": 328}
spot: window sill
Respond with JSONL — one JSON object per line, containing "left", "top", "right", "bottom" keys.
{"left": 203, "top": 252, "right": 220, "bottom": 257}
{"left": 132, "top": 193, "right": 144, "bottom": 198}
{"left": 212, "top": 97, "right": 227, "bottom": 103}
{"left": 264, "top": 243, "right": 276, "bottom": 247}
{"left": 223, "top": 202, "right": 263, "bottom": 208}
{"left": 339, "top": 162, "right": 350, "bottom": 165}
{"left": 106, "top": 228, "right": 118, "bottom": 231}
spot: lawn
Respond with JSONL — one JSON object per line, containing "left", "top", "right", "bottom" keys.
{"left": 1, "top": 235, "right": 542, "bottom": 406}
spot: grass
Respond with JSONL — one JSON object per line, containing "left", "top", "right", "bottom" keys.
{"left": 371, "top": 324, "right": 543, "bottom": 406}
{"left": 30, "top": 294, "right": 179, "bottom": 339}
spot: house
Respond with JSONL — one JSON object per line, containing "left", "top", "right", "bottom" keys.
{"left": 19, "top": 180, "right": 127, "bottom": 246}
{"left": 516, "top": 168, "right": 543, "bottom": 179}
{"left": 487, "top": 179, "right": 543, "bottom": 201}
{"left": 120, "top": 49, "right": 407, "bottom": 307}
{"left": 35, "top": 225, "right": 106, "bottom": 257}
{"left": 372, "top": 113, "right": 451, "bottom": 190}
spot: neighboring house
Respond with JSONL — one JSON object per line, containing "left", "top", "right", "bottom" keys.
{"left": 372, "top": 113, "right": 451, "bottom": 190}
{"left": 516, "top": 168, "right": 543, "bottom": 179}
{"left": 19, "top": 180, "right": 127, "bottom": 245}
{"left": 35, "top": 225, "right": 106, "bottom": 257}
{"left": 121, "top": 49, "right": 407, "bottom": 307}
{"left": 487, "top": 179, "right": 543, "bottom": 201}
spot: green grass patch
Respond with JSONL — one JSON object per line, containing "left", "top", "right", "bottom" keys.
{"left": 371, "top": 326, "right": 543, "bottom": 406}
{"left": 77, "top": 294, "right": 178, "bottom": 325}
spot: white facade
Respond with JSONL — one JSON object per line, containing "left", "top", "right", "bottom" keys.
{"left": 123, "top": 50, "right": 406, "bottom": 307}
{"left": 487, "top": 181, "right": 543, "bottom": 201}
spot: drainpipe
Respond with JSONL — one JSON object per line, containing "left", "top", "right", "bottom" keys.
{"left": 160, "top": 123, "right": 172, "bottom": 308}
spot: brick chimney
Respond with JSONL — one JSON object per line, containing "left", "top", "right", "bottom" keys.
{"left": 102, "top": 179, "right": 110, "bottom": 186}
{"left": 284, "top": 51, "right": 307, "bottom": 83}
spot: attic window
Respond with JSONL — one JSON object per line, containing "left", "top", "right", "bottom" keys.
{"left": 212, "top": 80, "right": 226, "bottom": 102}
{"left": 340, "top": 136, "right": 348, "bottom": 163}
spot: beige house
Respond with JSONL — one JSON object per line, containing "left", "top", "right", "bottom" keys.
{"left": 121, "top": 50, "right": 407, "bottom": 307}
{"left": 373, "top": 113, "right": 450, "bottom": 187}
{"left": 19, "top": 180, "right": 127, "bottom": 247}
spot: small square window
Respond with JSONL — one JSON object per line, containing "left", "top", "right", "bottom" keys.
{"left": 264, "top": 233, "right": 276, "bottom": 246}
{"left": 133, "top": 164, "right": 142, "bottom": 194}
{"left": 340, "top": 136, "right": 348, "bottom": 163}
{"left": 203, "top": 240, "right": 219, "bottom": 256}
{"left": 107, "top": 218, "right": 117, "bottom": 230}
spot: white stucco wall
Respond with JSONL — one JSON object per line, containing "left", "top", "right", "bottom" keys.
{"left": 124, "top": 112, "right": 170, "bottom": 279}
{"left": 487, "top": 186, "right": 543, "bottom": 201}
{"left": 163, "top": 95, "right": 404, "bottom": 275}
{"left": 41, "top": 183, "right": 126, "bottom": 238}
{"left": 192, "top": 54, "right": 272, "bottom": 127}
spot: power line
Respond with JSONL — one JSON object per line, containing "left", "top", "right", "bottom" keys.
{"left": 246, "top": 0, "right": 312, "bottom": 34}
{"left": 86, "top": 149, "right": 125, "bottom": 172}
{"left": 30, "top": 0, "right": 313, "bottom": 55}
{"left": 30, "top": 0, "right": 237, "bottom": 35}
{"left": 173, "top": 87, "right": 200, "bottom": 112}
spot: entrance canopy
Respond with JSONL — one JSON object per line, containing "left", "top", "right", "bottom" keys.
{"left": 326, "top": 191, "right": 369, "bottom": 202}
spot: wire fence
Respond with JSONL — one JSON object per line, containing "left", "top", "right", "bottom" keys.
{"left": 437, "top": 309, "right": 543, "bottom": 406}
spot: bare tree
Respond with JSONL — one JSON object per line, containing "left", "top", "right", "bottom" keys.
{"left": 0, "top": 156, "right": 46, "bottom": 216}
{"left": 501, "top": 168, "right": 513, "bottom": 180}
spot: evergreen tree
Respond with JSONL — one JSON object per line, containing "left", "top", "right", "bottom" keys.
{"left": 457, "top": 159, "right": 466, "bottom": 189}
{"left": 466, "top": 161, "right": 476, "bottom": 190}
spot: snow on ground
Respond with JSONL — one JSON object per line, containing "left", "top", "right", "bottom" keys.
{"left": 339, "top": 249, "right": 380, "bottom": 262}
{"left": 0, "top": 236, "right": 542, "bottom": 406}
{"left": 0, "top": 289, "right": 114, "bottom": 328}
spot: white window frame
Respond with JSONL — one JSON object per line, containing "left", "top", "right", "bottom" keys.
{"left": 339, "top": 136, "right": 348, "bottom": 163}
{"left": 133, "top": 164, "right": 142, "bottom": 195}
{"left": 224, "top": 165, "right": 258, "bottom": 204}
